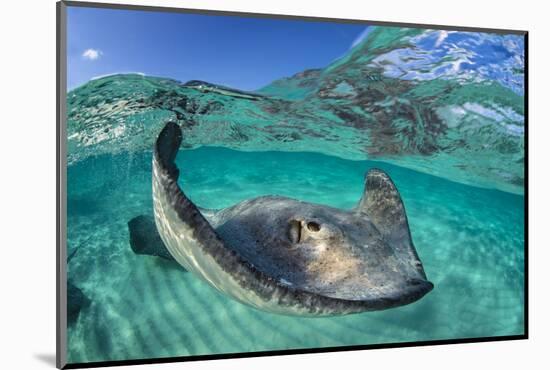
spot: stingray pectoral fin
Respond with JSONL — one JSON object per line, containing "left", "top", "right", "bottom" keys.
{"left": 128, "top": 215, "right": 179, "bottom": 263}
{"left": 357, "top": 168, "right": 409, "bottom": 239}
{"left": 357, "top": 168, "right": 427, "bottom": 279}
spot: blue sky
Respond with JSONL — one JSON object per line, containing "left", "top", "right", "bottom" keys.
{"left": 67, "top": 6, "right": 367, "bottom": 91}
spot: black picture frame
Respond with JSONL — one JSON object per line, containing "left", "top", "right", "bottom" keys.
{"left": 56, "top": 1, "right": 528, "bottom": 368}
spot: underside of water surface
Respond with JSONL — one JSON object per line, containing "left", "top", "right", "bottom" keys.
{"left": 68, "top": 27, "right": 525, "bottom": 194}
{"left": 66, "top": 25, "right": 525, "bottom": 364}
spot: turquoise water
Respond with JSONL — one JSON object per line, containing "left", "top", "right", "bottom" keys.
{"left": 67, "top": 147, "right": 524, "bottom": 363}
{"left": 65, "top": 23, "right": 525, "bottom": 365}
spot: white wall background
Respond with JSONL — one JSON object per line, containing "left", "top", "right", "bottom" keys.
{"left": 0, "top": 0, "right": 547, "bottom": 369}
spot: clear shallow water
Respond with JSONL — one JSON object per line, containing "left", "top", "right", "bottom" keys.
{"left": 67, "top": 147, "right": 524, "bottom": 364}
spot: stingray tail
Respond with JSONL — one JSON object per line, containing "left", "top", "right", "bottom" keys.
{"left": 154, "top": 121, "right": 182, "bottom": 179}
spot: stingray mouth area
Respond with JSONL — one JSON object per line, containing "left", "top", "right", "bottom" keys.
{"left": 225, "top": 248, "right": 434, "bottom": 310}
{"left": 216, "top": 227, "right": 434, "bottom": 305}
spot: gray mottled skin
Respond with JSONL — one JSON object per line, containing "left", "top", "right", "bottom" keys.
{"left": 152, "top": 122, "right": 433, "bottom": 316}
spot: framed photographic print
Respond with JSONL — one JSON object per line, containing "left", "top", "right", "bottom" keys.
{"left": 57, "top": 1, "right": 528, "bottom": 368}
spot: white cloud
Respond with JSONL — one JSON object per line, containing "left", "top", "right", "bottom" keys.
{"left": 82, "top": 48, "right": 102, "bottom": 61}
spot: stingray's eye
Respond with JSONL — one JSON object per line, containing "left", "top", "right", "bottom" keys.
{"left": 288, "top": 220, "right": 302, "bottom": 243}
{"left": 307, "top": 221, "right": 321, "bottom": 232}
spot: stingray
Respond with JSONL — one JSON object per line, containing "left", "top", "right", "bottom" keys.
{"left": 151, "top": 122, "right": 433, "bottom": 316}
